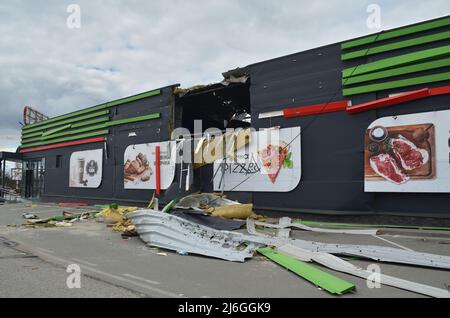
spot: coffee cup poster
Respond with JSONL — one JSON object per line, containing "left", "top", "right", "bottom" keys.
{"left": 213, "top": 127, "right": 301, "bottom": 192}
{"left": 69, "top": 149, "right": 103, "bottom": 188}
{"left": 365, "top": 109, "right": 450, "bottom": 193}
{"left": 124, "top": 141, "right": 176, "bottom": 190}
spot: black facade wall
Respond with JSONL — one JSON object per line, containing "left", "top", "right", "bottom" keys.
{"left": 249, "top": 39, "right": 450, "bottom": 216}
{"left": 22, "top": 86, "right": 176, "bottom": 205}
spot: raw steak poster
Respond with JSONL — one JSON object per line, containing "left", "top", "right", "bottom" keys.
{"left": 69, "top": 149, "right": 103, "bottom": 188}
{"left": 213, "top": 127, "right": 301, "bottom": 192}
{"left": 365, "top": 109, "right": 450, "bottom": 193}
{"left": 124, "top": 141, "right": 176, "bottom": 190}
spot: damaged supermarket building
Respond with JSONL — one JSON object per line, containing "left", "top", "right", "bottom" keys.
{"left": 2, "top": 15, "right": 450, "bottom": 218}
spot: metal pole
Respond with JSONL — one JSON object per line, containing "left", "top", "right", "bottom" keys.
{"left": 2, "top": 160, "right": 5, "bottom": 189}
{"left": 155, "top": 146, "right": 161, "bottom": 196}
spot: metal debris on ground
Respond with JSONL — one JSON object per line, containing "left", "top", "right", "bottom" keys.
{"left": 175, "top": 193, "right": 264, "bottom": 220}
{"left": 255, "top": 217, "right": 379, "bottom": 236}
{"left": 24, "top": 211, "right": 96, "bottom": 228}
{"left": 22, "top": 213, "right": 38, "bottom": 220}
{"left": 247, "top": 218, "right": 450, "bottom": 270}
{"left": 127, "top": 210, "right": 264, "bottom": 262}
{"left": 257, "top": 247, "right": 356, "bottom": 295}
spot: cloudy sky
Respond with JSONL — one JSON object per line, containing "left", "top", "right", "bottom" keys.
{"left": 0, "top": 0, "right": 449, "bottom": 152}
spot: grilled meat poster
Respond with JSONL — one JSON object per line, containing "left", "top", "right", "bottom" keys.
{"left": 213, "top": 127, "right": 301, "bottom": 192}
{"left": 69, "top": 149, "right": 103, "bottom": 188}
{"left": 365, "top": 109, "right": 450, "bottom": 193}
{"left": 124, "top": 142, "right": 176, "bottom": 190}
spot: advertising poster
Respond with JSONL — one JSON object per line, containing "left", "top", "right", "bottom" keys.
{"left": 213, "top": 127, "right": 301, "bottom": 192}
{"left": 365, "top": 109, "right": 450, "bottom": 193}
{"left": 69, "top": 149, "right": 103, "bottom": 188}
{"left": 124, "top": 141, "right": 176, "bottom": 190}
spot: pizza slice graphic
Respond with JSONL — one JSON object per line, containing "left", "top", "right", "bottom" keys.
{"left": 258, "top": 142, "right": 289, "bottom": 184}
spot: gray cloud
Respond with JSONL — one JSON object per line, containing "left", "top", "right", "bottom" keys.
{"left": 0, "top": 0, "right": 449, "bottom": 151}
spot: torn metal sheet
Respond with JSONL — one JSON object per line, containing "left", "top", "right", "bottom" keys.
{"left": 257, "top": 247, "right": 355, "bottom": 295}
{"left": 277, "top": 244, "right": 450, "bottom": 298}
{"left": 255, "top": 217, "right": 379, "bottom": 235}
{"left": 172, "top": 211, "right": 245, "bottom": 231}
{"left": 128, "top": 210, "right": 262, "bottom": 262}
{"left": 247, "top": 219, "right": 450, "bottom": 270}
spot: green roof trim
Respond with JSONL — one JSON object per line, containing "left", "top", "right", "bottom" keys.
{"left": 343, "top": 72, "right": 450, "bottom": 96}
{"left": 342, "top": 30, "right": 450, "bottom": 61}
{"left": 257, "top": 247, "right": 355, "bottom": 295}
{"left": 22, "top": 89, "right": 161, "bottom": 131}
{"left": 70, "top": 116, "right": 111, "bottom": 129}
{"left": 342, "top": 45, "right": 450, "bottom": 78}
{"left": 343, "top": 58, "right": 450, "bottom": 85}
{"left": 21, "top": 130, "right": 110, "bottom": 149}
{"left": 22, "top": 110, "right": 110, "bottom": 134}
{"left": 341, "top": 16, "right": 450, "bottom": 50}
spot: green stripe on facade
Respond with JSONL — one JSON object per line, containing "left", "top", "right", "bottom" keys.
{"left": 22, "top": 110, "right": 110, "bottom": 134}
{"left": 22, "top": 89, "right": 161, "bottom": 131}
{"left": 22, "top": 112, "right": 160, "bottom": 145}
{"left": 106, "top": 113, "right": 161, "bottom": 126}
{"left": 41, "top": 124, "right": 73, "bottom": 137}
{"left": 38, "top": 113, "right": 160, "bottom": 141}
{"left": 21, "top": 117, "right": 110, "bottom": 140}
{"left": 21, "top": 130, "right": 110, "bottom": 149}
{"left": 342, "top": 45, "right": 450, "bottom": 78}
{"left": 342, "top": 30, "right": 450, "bottom": 61}
{"left": 343, "top": 72, "right": 450, "bottom": 96}
{"left": 71, "top": 116, "right": 110, "bottom": 128}
{"left": 341, "top": 16, "right": 450, "bottom": 50}
{"left": 343, "top": 58, "right": 450, "bottom": 85}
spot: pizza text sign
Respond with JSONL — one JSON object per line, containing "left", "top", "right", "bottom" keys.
{"left": 213, "top": 127, "right": 301, "bottom": 192}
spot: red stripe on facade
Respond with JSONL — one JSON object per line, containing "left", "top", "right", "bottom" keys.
{"left": 429, "top": 85, "right": 450, "bottom": 96}
{"left": 347, "top": 88, "right": 430, "bottom": 114}
{"left": 19, "top": 137, "right": 106, "bottom": 153}
{"left": 283, "top": 101, "right": 349, "bottom": 118}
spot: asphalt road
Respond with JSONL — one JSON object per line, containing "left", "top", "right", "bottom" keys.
{"left": 0, "top": 202, "right": 449, "bottom": 298}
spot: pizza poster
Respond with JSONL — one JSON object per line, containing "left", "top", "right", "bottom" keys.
{"left": 365, "top": 109, "right": 450, "bottom": 193}
{"left": 124, "top": 141, "right": 176, "bottom": 190}
{"left": 69, "top": 149, "right": 103, "bottom": 188}
{"left": 213, "top": 127, "right": 301, "bottom": 192}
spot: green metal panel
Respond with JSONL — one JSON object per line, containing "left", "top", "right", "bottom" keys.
{"left": 41, "top": 124, "right": 72, "bottom": 137}
{"left": 341, "top": 16, "right": 450, "bottom": 50}
{"left": 22, "top": 117, "right": 110, "bottom": 140}
{"left": 342, "top": 31, "right": 450, "bottom": 61}
{"left": 106, "top": 113, "right": 161, "bottom": 126}
{"left": 23, "top": 112, "right": 160, "bottom": 144}
{"left": 107, "top": 89, "right": 161, "bottom": 107}
{"left": 342, "top": 45, "right": 450, "bottom": 78}
{"left": 20, "top": 131, "right": 43, "bottom": 140}
{"left": 40, "top": 123, "right": 109, "bottom": 140}
{"left": 343, "top": 72, "right": 450, "bottom": 96}
{"left": 22, "top": 110, "right": 110, "bottom": 134}
{"left": 343, "top": 58, "right": 450, "bottom": 85}
{"left": 21, "top": 130, "right": 109, "bottom": 149}
{"left": 37, "top": 112, "right": 160, "bottom": 141}
{"left": 257, "top": 248, "right": 355, "bottom": 295}
{"left": 71, "top": 116, "right": 110, "bottom": 128}
{"left": 22, "top": 89, "right": 161, "bottom": 131}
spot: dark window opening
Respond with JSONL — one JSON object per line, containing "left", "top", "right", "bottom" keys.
{"left": 175, "top": 81, "right": 251, "bottom": 135}
{"left": 56, "top": 155, "right": 62, "bottom": 168}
